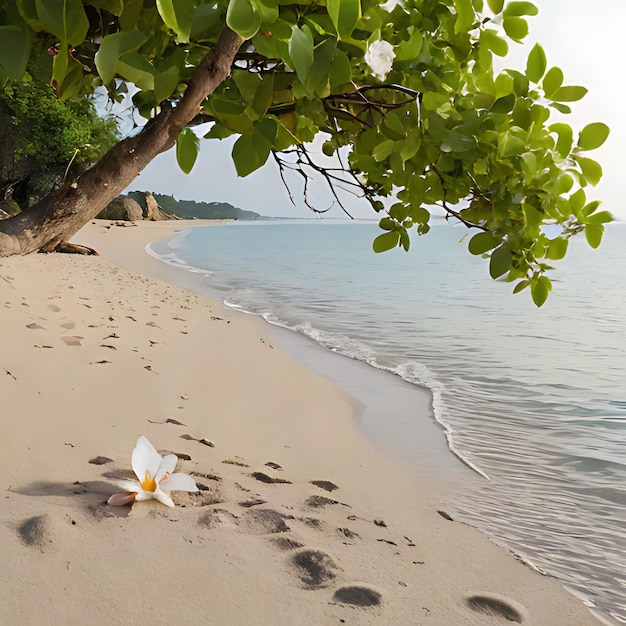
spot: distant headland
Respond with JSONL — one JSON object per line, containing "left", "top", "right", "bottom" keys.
{"left": 93, "top": 190, "right": 265, "bottom": 222}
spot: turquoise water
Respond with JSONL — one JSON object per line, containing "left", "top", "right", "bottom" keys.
{"left": 149, "top": 220, "right": 626, "bottom": 623}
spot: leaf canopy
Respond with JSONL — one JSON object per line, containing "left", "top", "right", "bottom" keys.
{"left": 0, "top": 0, "right": 611, "bottom": 305}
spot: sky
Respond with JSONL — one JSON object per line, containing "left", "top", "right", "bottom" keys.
{"left": 125, "top": 1, "right": 626, "bottom": 220}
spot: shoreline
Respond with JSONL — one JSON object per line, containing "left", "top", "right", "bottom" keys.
{"left": 0, "top": 219, "right": 604, "bottom": 624}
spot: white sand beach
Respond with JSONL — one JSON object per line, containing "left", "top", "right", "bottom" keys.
{"left": 0, "top": 219, "right": 602, "bottom": 625}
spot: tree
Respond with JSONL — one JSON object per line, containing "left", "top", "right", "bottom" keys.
{"left": 0, "top": 0, "right": 611, "bottom": 305}
{"left": 0, "top": 78, "right": 118, "bottom": 205}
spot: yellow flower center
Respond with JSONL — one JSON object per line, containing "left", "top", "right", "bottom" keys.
{"left": 140, "top": 470, "right": 157, "bottom": 493}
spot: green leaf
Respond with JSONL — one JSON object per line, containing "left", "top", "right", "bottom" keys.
{"left": 569, "top": 188, "right": 586, "bottom": 215}
{"left": 550, "top": 85, "right": 587, "bottom": 103}
{"left": 581, "top": 200, "right": 600, "bottom": 217}
{"left": 289, "top": 26, "right": 314, "bottom": 84}
{"left": 233, "top": 69, "right": 262, "bottom": 104}
{"left": 389, "top": 204, "right": 409, "bottom": 221}
{"left": 586, "top": 209, "right": 613, "bottom": 226}
{"left": 0, "top": 26, "right": 31, "bottom": 80}
{"left": 154, "top": 65, "right": 180, "bottom": 102}
{"left": 549, "top": 123, "right": 573, "bottom": 158}
{"left": 176, "top": 128, "right": 200, "bottom": 174}
{"left": 226, "top": 0, "right": 262, "bottom": 39}
{"left": 232, "top": 118, "right": 277, "bottom": 176}
{"left": 503, "top": 1, "right": 538, "bottom": 16}
{"left": 372, "top": 139, "right": 395, "bottom": 162}
{"left": 156, "top": 0, "right": 196, "bottom": 41}
{"left": 190, "top": 4, "right": 222, "bottom": 39}
{"left": 250, "top": 74, "right": 274, "bottom": 118}
{"left": 89, "top": 0, "right": 124, "bottom": 15}
{"left": 584, "top": 224, "right": 603, "bottom": 249}
{"left": 495, "top": 73, "right": 514, "bottom": 97}
{"left": 119, "top": 0, "right": 144, "bottom": 29}
{"left": 204, "top": 123, "right": 235, "bottom": 140}
{"left": 480, "top": 29, "right": 508, "bottom": 56}
{"left": 399, "top": 227, "right": 410, "bottom": 251}
{"left": 468, "top": 231, "right": 500, "bottom": 255}
{"left": 490, "top": 93, "right": 515, "bottom": 114}
{"left": 373, "top": 230, "right": 400, "bottom": 253}
{"left": 206, "top": 96, "right": 254, "bottom": 134}
{"left": 520, "top": 151, "right": 537, "bottom": 181}
{"left": 329, "top": 48, "right": 352, "bottom": 89}
{"left": 546, "top": 237, "right": 568, "bottom": 260}
{"left": 531, "top": 276, "right": 551, "bottom": 307}
{"left": 116, "top": 52, "right": 155, "bottom": 90}
{"left": 499, "top": 130, "right": 525, "bottom": 157}
{"left": 56, "top": 60, "right": 83, "bottom": 100}
{"left": 327, "top": 0, "right": 361, "bottom": 40}
{"left": 542, "top": 66, "right": 563, "bottom": 98}
{"left": 256, "top": 0, "right": 279, "bottom": 26}
{"left": 489, "top": 243, "right": 512, "bottom": 278}
{"left": 576, "top": 156, "right": 603, "bottom": 186}
{"left": 51, "top": 45, "right": 68, "bottom": 94}
{"left": 395, "top": 28, "right": 423, "bottom": 62}
{"left": 35, "top": 0, "right": 89, "bottom": 46}
{"left": 454, "top": 0, "right": 475, "bottom": 34}
{"left": 487, "top": 0, "right": 504, "bottom": 13}
{"left": 17, "top": 0, "right": 46, "bottom": 31}
{"left": 95, "top": 30, "right": 147, "bottom": 84}
{"left": 441, "top": 130, "right": 476, "bottom": 152}
{"left": 503, "top": 16, "right": 528, "bottom": 41}
{"left": 577, "top": 122, "right": 610, "bottom": 151}
{"left": 306, "top": 38, "right": 336, "bottom": 96}
{"left": 525, "top": 43, "right": 546, "bottom": 83}
{"left": 513, "top": 279, "right": 529, "bottom": 294}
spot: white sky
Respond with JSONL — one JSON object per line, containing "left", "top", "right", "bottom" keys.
{"left": 127, "top": 1, "right": 626, "bottom": 220}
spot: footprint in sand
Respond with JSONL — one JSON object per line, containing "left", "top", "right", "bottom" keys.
{"left": 61, "top": 336, "right": 83, "bottom": 346}
{"left": 250, "top": 471, "right": 292, "bottom": 485}
{"left": 465, "top": 594, "right": 527, "bottom": 623}
{"left": 198, "top": 507, "right": 292, "bottom": 535}
{"left": 333, "top": 584, "right": 383, "bottom": 607}
{"left": 198, "top": 508, "right": 239, "bottom": 530}
{"left": 305, "top": 495, "right": 350, "bottom": 509}
{"left": 271, "top": 536, "right": 305, "bottom": 551}
{"left": 17, "top": 515, "right": 51, "bottom": 550}
{"left": 310, "top": 480, "right": 339, "bottom": 492}
{"left": 237, "top": 508, "right": 293, "bottom": 535}
{"left": 290, "top": 548, "right": 341, "bottom": 589}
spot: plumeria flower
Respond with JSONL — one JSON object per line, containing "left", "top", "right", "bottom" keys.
{"left": 365, "top": 40, "right": 396, "bottom": 81}
{"left": 107, "top": 435, "right": 197, "bottom": 508}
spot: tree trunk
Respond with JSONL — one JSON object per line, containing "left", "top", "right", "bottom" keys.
{"left": 0, "top": 28, "right": 243, "bottom": 257}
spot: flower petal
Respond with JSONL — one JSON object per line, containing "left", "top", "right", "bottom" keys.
{"left": 107, "top": 492, "right": 136, "bottom": 506}
{"left": 153, "top": 488, "right": 175, "bottom": 508}
{"left": 161, "top": 472, "right": 198, "bottom": 493}
{"left": 155, "top": 453, "right": 178, "bottom": 481}
{"left": 132, "top": 435, "right": 162, "bottom": 481}
{"left": 115, "top": 479, "right": 141, "bottom": 493}
{"left": 134, "top": 490, "right": 154, "bottom": 501}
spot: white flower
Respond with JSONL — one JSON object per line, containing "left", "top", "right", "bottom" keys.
{"left": 107, "top": 435, "right": 197, "bottom": 508}
{"left": 365, "top": 40, "right": 395, "bottom": 81}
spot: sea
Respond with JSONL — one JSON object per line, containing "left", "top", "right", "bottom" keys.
{"left": 147, "top": 219, "right": 626, "bottom": 624}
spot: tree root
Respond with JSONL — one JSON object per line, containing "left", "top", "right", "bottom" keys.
{"left": 50, "top": 242, "right": 99, "bottom": 255}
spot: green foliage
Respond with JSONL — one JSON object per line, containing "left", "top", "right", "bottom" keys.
{"left": 0, "top": 0, "right": 611, "bottom": 305}
{"left": 1, "top": 79, "right": 118, "bottom": 168}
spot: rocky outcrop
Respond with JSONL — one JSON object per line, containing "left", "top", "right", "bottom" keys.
{"left": 144, "top": 192, "right": 163, "bottom": 220}
{"left": 96, "top": 196, "right": 143, "bottom": 221}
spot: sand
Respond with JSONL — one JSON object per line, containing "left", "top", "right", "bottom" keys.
{"left": 0, "top": 219, "right": 603, "bottom": 625}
